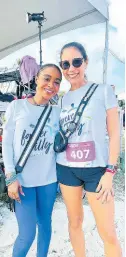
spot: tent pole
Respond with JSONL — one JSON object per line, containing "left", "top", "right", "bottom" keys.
{"left": 103, "top": 15, "right": 109, "bottom": 84}
{"left": 38, "top": 21, "right": 42, "bottom": 67}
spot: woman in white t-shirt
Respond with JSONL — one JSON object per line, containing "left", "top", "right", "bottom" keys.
{"left": 2, "top": 64, "right": 62, "bottom": 257}
{"left": 56, "top": 42, "right": 122, "bottom": 257}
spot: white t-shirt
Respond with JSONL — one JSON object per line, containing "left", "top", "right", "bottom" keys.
{"left": 2, "top": 99, "right": 60, "bottom": 187}
{"left": 56, "top": 82, "right": 118, "bottom": 168}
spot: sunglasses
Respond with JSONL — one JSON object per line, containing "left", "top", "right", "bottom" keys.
{"left": 59, "top": 58, "right": 84, "bottom": 70}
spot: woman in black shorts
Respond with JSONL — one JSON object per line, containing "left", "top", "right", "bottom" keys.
{"left": 56, "top": 42, "right": 122, "bottom": 257}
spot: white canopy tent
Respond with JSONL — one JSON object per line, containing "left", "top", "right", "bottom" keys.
{"left": 0, "top": 0, "right": 109, "bottom": 81}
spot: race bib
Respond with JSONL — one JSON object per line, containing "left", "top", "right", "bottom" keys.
{"left": 66, "top": 141, "right": 96, "bottom": 162}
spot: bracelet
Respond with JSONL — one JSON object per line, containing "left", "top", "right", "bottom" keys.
{"left": 106, "top": 168, "right": 116, "bottom": 175}
{"left": 6, "top": 171, "right": 16, "bottom": 179}
{"left": 106, "top": 164, "right": 117, "bottom": 173}
{"left": 5, "top": 172, "right": 17, "bottom": 186}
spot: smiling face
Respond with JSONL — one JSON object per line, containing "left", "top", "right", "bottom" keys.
{"left": 61, "top": 47, "right": 88, "bottom": 88}
{"left": 35, "top": 66, "right": 62, "bottom": 101}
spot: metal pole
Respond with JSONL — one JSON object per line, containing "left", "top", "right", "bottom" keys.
{"left": 103, "top": 18, "right": 109, "bottom": 84}
{"left": 38, "top": 22, "right": 42, "bottom": 67}
{"left": 103, "top": 4, "right": 109, "bottom": 84}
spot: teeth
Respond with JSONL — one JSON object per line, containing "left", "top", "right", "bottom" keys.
{"left": 45, "top": 89, "right": 53, "bottom": 93}
{"left": 68, "top": 74, "right": 78, "bottom": 78}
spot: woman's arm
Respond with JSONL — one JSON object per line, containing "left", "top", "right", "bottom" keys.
{"left": 107, "top": 107, "right": 120, "bottom": 165}
{"left": 2, "top": 101, "right": 24, "bottom": 202}
{"left": 96, "top": 85, "right": 119, "bottom": 203}
{"left": 2, "top": 101, "right": 16, "bottom": 175}
{"left": 96, "top": 107, "right": 120, "bottom": 203}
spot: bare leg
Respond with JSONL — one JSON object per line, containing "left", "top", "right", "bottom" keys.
{"left": 86, "top": 191, "right": 122, "bottom": 257}
{"left": 60, "top": 183, "right": 86, "bottom": 257}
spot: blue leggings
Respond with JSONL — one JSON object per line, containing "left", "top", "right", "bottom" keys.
{"left": 13, "top": 182, "right": 57, "bottom": 257}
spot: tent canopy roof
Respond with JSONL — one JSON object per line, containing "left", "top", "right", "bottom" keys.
{"left": 0, "top": 0, "right": 108, "bottom": 60}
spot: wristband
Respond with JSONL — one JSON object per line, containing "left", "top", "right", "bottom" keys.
{"left": 106, "top": 168, "right": 116, "bottom": 175}
{"left": 5, "top": 172, "right": 17, "bottom": 186}
{"left": 6, "top": 171, "right": 16, "bottom": 179}
{"left": 106, "top": 165, "right": 117, "bottom": 175}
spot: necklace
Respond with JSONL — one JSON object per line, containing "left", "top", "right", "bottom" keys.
{"left": 32, "top": 97, "right": 48, "bottom": 107}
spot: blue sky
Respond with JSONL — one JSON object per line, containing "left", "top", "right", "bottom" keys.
{"left": 0, "top": 0, "right": 125, "bottom": 95}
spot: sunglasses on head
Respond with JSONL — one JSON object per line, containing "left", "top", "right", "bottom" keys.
{"left": 59, "top": 58, "right": 84, "bottom": 70}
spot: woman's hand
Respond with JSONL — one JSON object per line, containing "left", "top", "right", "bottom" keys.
{"left": 8, "top": 180, "right": 25, "bottom": 203}
{"left": 96, "top": 172, "right": 114, "bottom": 204}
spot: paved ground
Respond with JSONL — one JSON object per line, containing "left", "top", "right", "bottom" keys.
{"left": 0, "top": 168, "right": 125, "bottom": 257}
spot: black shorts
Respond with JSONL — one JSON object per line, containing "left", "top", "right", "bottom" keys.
{"left": 56, "top": 163, "right": 106, "bottom": 192}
